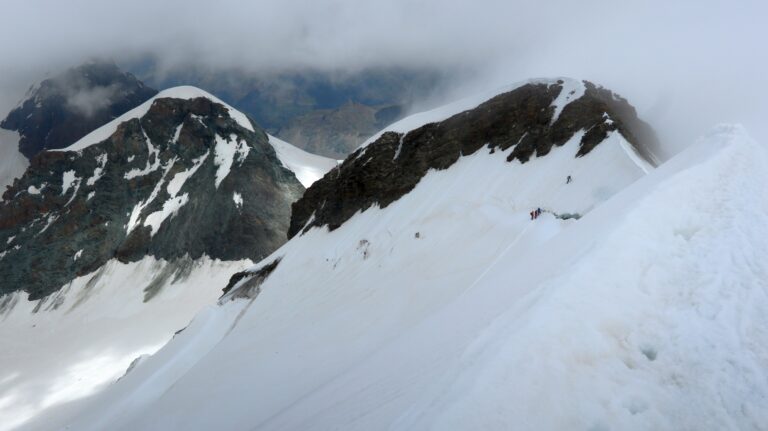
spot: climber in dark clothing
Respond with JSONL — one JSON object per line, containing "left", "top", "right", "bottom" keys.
{"left": 566, "top": 175, "right": 572, "bottom": 184}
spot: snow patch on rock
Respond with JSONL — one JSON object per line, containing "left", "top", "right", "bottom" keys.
{"left": 61, "top": 170, "right": 77, "bottom": 195}
{"left": 213, "top": 134, "right": 249, "bottom": 189}
{"left": 86, "top": 154, "right": 108, "bottom": 186}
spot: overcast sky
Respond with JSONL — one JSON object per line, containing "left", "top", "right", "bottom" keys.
{"left": 1, "top": 0, "right": 766, "bottom": 155}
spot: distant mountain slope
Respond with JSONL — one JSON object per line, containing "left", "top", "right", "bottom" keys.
{"left": 275, "top": 101, "right": 403, "bottom": 159}
{"left": 0, "top": 59, "right": 157, "bottom": 159}
{"left": 0, "top": 86, "right": 321, "bottom": 299}
{"left": 127, "top": 60, "right": 446, "bottom": 157}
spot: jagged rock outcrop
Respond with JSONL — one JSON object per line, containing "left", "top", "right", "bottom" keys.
{"left": 0, "top": 87, "right": 304, "bottom": 299}
{"left": 1, "top": 59, "right": 157, "bottom": 159}
{"left": 289, "top": 79, "right": 658, "bottom": 238}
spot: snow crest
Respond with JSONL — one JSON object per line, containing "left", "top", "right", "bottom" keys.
{"left": 55, "top": 86, "right": 255, "bottom": 153}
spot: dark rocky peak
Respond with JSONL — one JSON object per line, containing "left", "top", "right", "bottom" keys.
{"left": 289, "top": 79, "right": 659, "bottom": 238}
{"left": 0, "top": 87, "right": 304, "bottom": 299}
{"left": 0, "top": 59, "right": 158, "bottom": 159}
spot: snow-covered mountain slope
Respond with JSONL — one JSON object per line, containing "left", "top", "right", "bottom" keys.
{"left": 0, "top": 128, "right": 28, "bottom": 189}
{"left": 61, "top": 119, "right": 768, "bottom": 431}
{"left": 0, "top": 256, "right": 252, "bottom": 431}
{"left": 55, "top": 84, "right": 335, "bottom": 187}
{"left": 290, "top": 79, "right": 656, "bottom": 237}
{"left": 45, "top": 80, "right": 751, "bottom": 431}
{"left": 0, "top": 86, "right": 336, "bottom": 299}
{"left": 0, "top": 86, "right": 335, "bottom": 430}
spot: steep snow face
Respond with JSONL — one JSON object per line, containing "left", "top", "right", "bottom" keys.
{"left": 269, "top": 135, "right": 338, "bottom": 187}
{"left": 50, "top": 114, "right": 671, "bottom": 430}
{"left": 0, "top": 257, "right": 251, "bottom": 431}
{"left": 0, "top": 128, "right": 28, "bottom": 189}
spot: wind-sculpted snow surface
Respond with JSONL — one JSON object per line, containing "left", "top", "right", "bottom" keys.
{"left": 0, "top": 86, "right": 337, "bottom": 431}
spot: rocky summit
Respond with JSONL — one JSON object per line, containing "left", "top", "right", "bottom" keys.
{"left": 289, "top": 79, "right": 659, "bottom": 238}
{"left": 0, "top": 59, "right": 157, "bottom": 159}
{"left": 0, "top": 87, "right": 304, "bottom": 300}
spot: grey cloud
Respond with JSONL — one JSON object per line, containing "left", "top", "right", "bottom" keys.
{"left": 64, "top": 83, "right": 121, "bottom": 117}
{"left": 0, "top": 0, "right": 766, "bottom": 156}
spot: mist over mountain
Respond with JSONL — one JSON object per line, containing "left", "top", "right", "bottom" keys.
{"left": 1, "top": 60, "right": 157, "bottom": 159}
{"left": 122, "top": 57, "right": 451, "bottom": 158}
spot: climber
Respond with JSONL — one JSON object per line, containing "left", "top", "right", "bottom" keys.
{"left": 566, "top": 175, "right": 572, "bottom": 184}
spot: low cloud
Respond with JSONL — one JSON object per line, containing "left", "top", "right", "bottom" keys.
{"left": 0, "top": 0, "right": 766, "bottom": 156}
{"left": 64, "top": 84, "right": 120, "bottom": 118}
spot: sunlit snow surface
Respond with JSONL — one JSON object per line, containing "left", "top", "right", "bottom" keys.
{"left": 56, "top": 125, "right": 768, "bottom": 431}
{"left": 0, "top": 257, "right": 251, "bottom": 431}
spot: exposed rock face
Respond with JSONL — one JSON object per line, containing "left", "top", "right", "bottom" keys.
{"left": 0, "top": 92, "right": 304, "bottom": 299}
{"left": 289, "top": 80, "right": 658, "bottom": 238}
{"left": 0, "top": 60, "right": 157, "bottom": 159}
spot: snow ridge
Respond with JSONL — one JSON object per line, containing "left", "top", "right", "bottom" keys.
{"left": 55, "top": 86, "right": 255, "bottom": 153}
